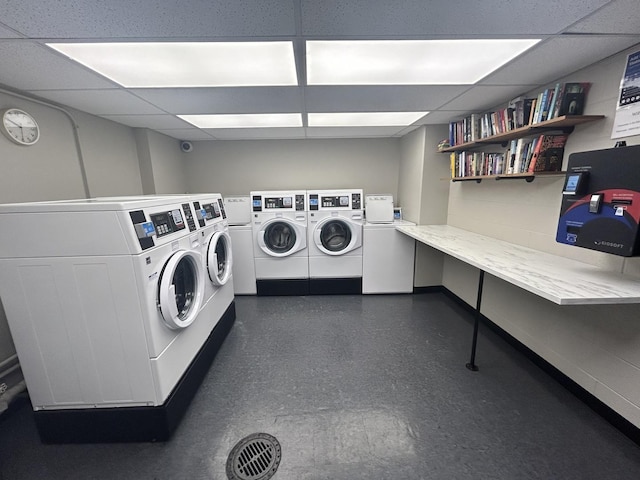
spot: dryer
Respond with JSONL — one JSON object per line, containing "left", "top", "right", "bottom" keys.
{"left": 224, "top": 195, "right": 257, "bottom": 295}
{"left": 191, "top": 193, "right": 234, "bottom": 307}
{"left": 0, "top": 195, "right": 236, "bottom": 443}
{"left": 250, "top": 190, "right": 309, "bottom": 295}
{"left": 307, "top": 189, "right": 364, "bottom": 294}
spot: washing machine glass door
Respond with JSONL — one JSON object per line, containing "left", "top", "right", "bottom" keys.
{"left": 207, "top": 230, "right": 233, "bottom": 286}
{"left": 259, "top": 219, "right": 304, "bottom": 257}
{"left": 315, "top": 218, "right": 355, "bottom": 255}
{"left": 158, "top": 250, "right": 204, "bottom": 329}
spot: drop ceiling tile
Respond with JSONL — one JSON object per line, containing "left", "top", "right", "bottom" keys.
{"left": 100, "top": 114, "right": 192, "bottom": 129}
{"left": 418, "top": 111, "right": 470, "bottom": 125}
{"left": 27, "top": 89, "right": 164, "bottom": 115}
{"left": 131, "top": 87, "right": 302, "bottom": 114}
{"left": 439, "top": 85, "right": 538, "bottom": 113}
{"left": 567, "top": 0, "right": 640, "bottom": 34}
{"left": 1, "top": 0, "right": 295, "bottom": 38}
{"left": 301, "top": 0, "right": 609, "bottom": 36}
{"left": 480, "top": 35, "right": 640, "bottom": 86}
{"left": 204, "top": 128, "right": 306, "bottom": 140}
{"left": 156, "top": 129, "right": 216, "bottom": 141}
{"left": 0, "top": 23, "right": 21, "bottom": 38}
{"left": 0, "top": 41, "right": 115, "bottom": 90}
{"left": 305, "top": 86, "right": 469, "bottom": 112}
{"left": 305, "top": 126, "right": 406, "bottom": 138}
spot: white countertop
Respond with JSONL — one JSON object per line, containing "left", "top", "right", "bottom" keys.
{"left": 396, "top": 224, "right": 640, "bottom": 306}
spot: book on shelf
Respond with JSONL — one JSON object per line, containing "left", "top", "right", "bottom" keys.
{"left": 527, "top": 134, "right": 568, "bottom": 173}
{"left": 450, "top": 151, "right": 506, "bottom": 178}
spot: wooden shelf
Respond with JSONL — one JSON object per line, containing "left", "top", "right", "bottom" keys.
{"left": 451, "top": 171, "right": 566, "bottom": 183}
{"left": 439, "top": 115, "right": 604, "bottom": 153}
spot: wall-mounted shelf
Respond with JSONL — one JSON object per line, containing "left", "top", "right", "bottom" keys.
{"left": 451, "top": 171, "right": 566, "bottom": 183}
{"left": 439, "top": 115, "right": 605, "bottom": 153}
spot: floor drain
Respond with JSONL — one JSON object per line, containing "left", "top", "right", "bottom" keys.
{"left": 226, "top": 433, "right": 282, "bottom": 480}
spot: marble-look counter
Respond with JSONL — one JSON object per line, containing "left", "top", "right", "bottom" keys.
{"left": 396, "top": 224, "right": 640, "bottom": 305}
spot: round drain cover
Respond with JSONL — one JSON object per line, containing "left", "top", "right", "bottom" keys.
{"left": 226, "top": 433, "right": 282, "bottom": 480}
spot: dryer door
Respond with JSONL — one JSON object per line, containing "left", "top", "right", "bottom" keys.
{"left": 258, "top": 218, "right": 306, "bottom": 257}
{"left": 207, "top": 230, "right": 233, "bottom": 286}
{"left": 314, "top": 217, "right": 361, "bottom": 256}
{"left": 158, "top": 250, "right": 205, "bottom": 329}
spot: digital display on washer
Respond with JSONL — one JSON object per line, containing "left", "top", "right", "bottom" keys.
{"left": 265, "top": 196, "right": 293, "bottom": 209}
{"left": 321, "top": 195, "right": 350, "bottom": 208}
{"left": 150, "top": 209, "right": 186, "bottom": 237}
{"left": 202, "top": 202, "right": 220, "bottom": 220}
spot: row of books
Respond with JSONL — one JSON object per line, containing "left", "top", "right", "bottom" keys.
{"left": 449, "top": 134, "right": 568, "bottom": 178}
{"left": 530, "top": 82, "right": 591, "bottom": 125}
{"left": 448, "top": 82, "right": 591, "bottom": 147}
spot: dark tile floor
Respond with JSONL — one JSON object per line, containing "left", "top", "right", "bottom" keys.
{"left": 1, "top": 293, "right": 640, "bottom": 479}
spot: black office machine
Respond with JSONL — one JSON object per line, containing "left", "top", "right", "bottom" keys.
{"left": 556, "top": 145, "right": 640, "bottom": 256}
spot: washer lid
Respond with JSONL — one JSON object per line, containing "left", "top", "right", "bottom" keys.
{"left": 158, "top": 250, "right": 204, "bottom": 329}
{"left": 258, "top": 218, "right": 306, "bottom": 257}
{"left": 207, "top": 230, "right": 233, "bottom": 286}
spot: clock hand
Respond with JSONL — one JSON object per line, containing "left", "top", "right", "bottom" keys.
{"left": 5, "top": 118, "right": 23, "bottom": 129}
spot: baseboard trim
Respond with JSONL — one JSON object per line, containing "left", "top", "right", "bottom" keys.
{"left": 433, "top": 287, "right": 640, "bottom": 447}
{"left": 33, "top": 301, "right": 236, "bottom": 444}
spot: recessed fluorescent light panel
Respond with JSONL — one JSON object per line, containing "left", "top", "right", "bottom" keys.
{"left": 308, "top": 112, "right": 428, "bottom": 127}
{"left": 178, "top": 114, "right": 303, "bottom": 129}
{"left": 306, "top": 39, "right": 540, "bottom": 85}
{"left": 46, "top": 42, "right": 298, "bottom": 87}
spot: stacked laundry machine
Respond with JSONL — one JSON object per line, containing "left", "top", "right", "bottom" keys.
{"left": 0, "top": 194, "right": 236, "bottom": 443}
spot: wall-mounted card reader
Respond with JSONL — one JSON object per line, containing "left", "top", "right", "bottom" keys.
{"left": 556, "top": 145, "right": 640, "bottom": 256}
{"left": 589, "top": 194, "right": 602, "bottom": 213}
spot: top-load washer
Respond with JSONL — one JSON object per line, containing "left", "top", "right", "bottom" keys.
{"left": 191, "top": 193, "right": 234, "bottom": 307}
{"left": 0, "top": 195, "right": 236, "bottom": 443}
{"left": 224, "top": 195, "right": 257, "bottom": 295}
{"left": 250, "top": 190, "right": 309, "bottom": 295}
{"left": 307, "top": 189, "right": 364, "bottom": 294}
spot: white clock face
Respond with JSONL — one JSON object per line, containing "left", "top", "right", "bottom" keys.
{"left": 2, "top": 109, "right": 40, "bottom": 145}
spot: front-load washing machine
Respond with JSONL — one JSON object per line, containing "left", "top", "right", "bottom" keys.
{"left": 250, "top": 190, "right": 309, "bottom": 295}
{"left": 224, "top": 195, "right": 257, "bottom": 295}
{"left": 191, "top": 193, "right": 234, "bottom": 307}
{"left": 307, "top": 189, "right": 364, "bottom": 294}
{"left": 0, "top": 195, "right": 236, "bottom": 443}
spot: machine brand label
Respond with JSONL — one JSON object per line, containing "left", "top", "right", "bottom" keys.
{"left": 594, "top": 240, "right": 625, "bottom": 249}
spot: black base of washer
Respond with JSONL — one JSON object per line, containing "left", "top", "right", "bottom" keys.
{"left": 33, "top": 301, "right": 236, "bottom": 444}
{"left": 309, "top": 277, "right": 362, "bottom": 295}
{"left": 256, "top": 279, "right": 310, "bottom": 296}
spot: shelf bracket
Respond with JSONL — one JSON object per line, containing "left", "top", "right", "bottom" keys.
{"left": 495, "top": 175, "right": 535, "bottom": 182}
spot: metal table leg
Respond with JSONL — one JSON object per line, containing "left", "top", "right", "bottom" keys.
{"left": 466, "top": 269, "right": 484, "bottom": 372}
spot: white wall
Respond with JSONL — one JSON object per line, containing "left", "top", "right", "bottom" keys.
{"left": 440, "top": 43, "right": 640, "bottom": 428}
{"left": 398, "top": 125, "right": 451, "bottom": 287}
{"left": 183, "top": 138, "right": 400, "bottom": 196}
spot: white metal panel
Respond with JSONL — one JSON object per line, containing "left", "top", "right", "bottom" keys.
{"left": 254, "top": 256, "right": 309, "bottom": 279}
{"left": 308, "top": 254, "right": 362, "bottom": 278}
{"left": 229, "top": 226, "right": 257, "bottom": 294}
{"left": 0, "top": 211, "right": 131, "bottom": 258}
{"left": 362, "top": 222, "right": 415, "bottom": 294}
{"left": 150, "top": 281, "right": 234, "bottom": 402}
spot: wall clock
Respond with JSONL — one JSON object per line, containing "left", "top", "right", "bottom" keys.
{"left": 1, "top": 108, "right": 40, "bottom": 146}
